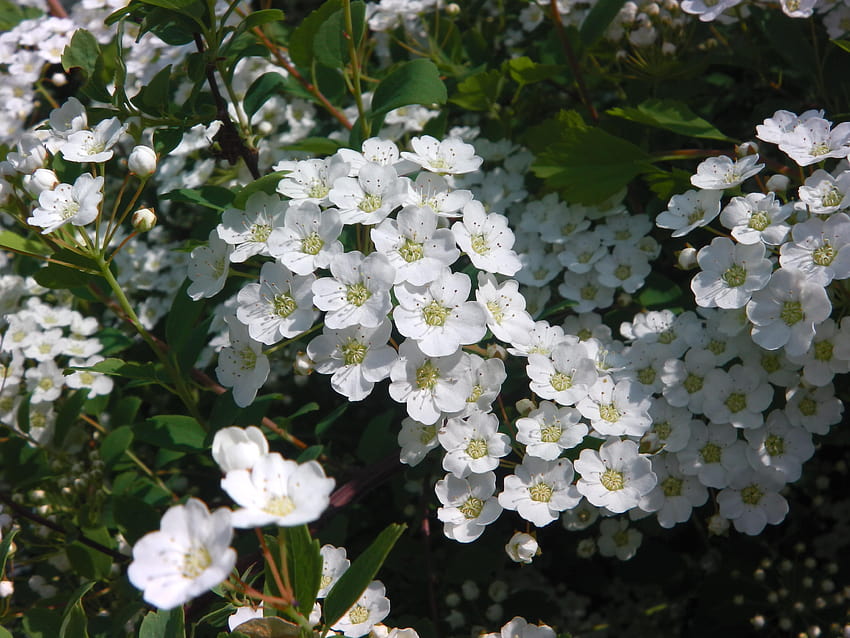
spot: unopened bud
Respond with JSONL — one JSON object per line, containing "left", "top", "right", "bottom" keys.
{"left": 766, "top": 174, "right": 790, "bottom": 193}
{"left": 446, "top": 3, "right": 460, "bottom": 15}
{"left": 25, "top": 168, "right": 58, "bottom": 196}
{"left": 0, "top": 581, "right": 12, "bottom": 598}
{"left": 131, "top": 208, "right": 157, "bottom": 232}
{"left": 677, "top": 246, "right": 698, "bottom": 269}
{"left": 51, "top": 72, "right": 68, "bottom": 86}
{"left": 128, "top": 145, "right": 157, "bottom": 177}
{"left": 736, "top": 141, "right": 759, "bottom": 157}
{"left": 293, "top": 351, "right": 313, "bottom": 376}
{"left": 515, "top": 398, "right": 536, "bottom": 416}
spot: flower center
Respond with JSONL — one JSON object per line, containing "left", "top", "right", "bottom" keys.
{"left": 415, "top": 360, "right": 440, "bottom": 390}
{"left": 687, "top": 207, "right": 705, "bottom": 224}
{"left": 239, "top": 346, "right": 257, "bottom": 369}
{"left": 486, "top": 300, "right": 505, "bottom": 323}
{"left": 765, "top": 434, "right": 785, "bottom": 457}
{"left": 251, "top": 223, "right": 271, "bottom": 242}
{"left": 307, "top": 180, "right": 329, "bottom": 199}
{"left": 529, "top": 482, "right": 553, "bottom": 502}
{"left": 301, "top": 232, "right": 324, "bottom": 255}
{"left": 358, "top": 193, "right": 383, "bottom": 213}
{"left": 181, "top": 546, "right": 212, "bottom": 580}
{"left": 614, "top": 264, "right": 632, "bottom": 281}
{"left": 348, "top": 605, "right": 370, "bottom": 625}
{"left": 812, "top": 241, "right": 836, "bottom": 266}
{"left": 599, "top": 403, "right": 620, "bottom": 422}
{"left": 419, "top": 424, "right": 437, "bottom": 444}
{"left": 273, "top": 293, "right": 297, "bottom": 318}
{"left": 465, "top": 438, "right": 488, "bottom": 459}
{"left": 814, "top": 340, "right": 834, "bottom": 361}
{"left": 798, "top": 396, "right": 817, "bottom": 416}
{"left": 470, "top": 234, "right": 490, "bottom": 254}
{"left": 761, "top": 353, "right": 780, "bottom": 373}
{"left": 540, "top": 424, "right": 563, "bottom": 443}
{"left": 550, "top": 371, "right": 573, "bottom": 392}
{"left": 346, "top": 283, "right": 372, "bottom": 307}
{"left": 600, "top": 469, "right": 625, "bottom": 491}
{"left": 748, "top": 211, "right": 770, "bottom": 231}
{"left": 741, "top": 484, "right": 764, "bottom": 505}
{"left": 724, "top": 392, "right": 747, "bottom": 413}
{"left": 398, "top": 238, "right": 424, "bottom": 262}
{"left": 637, "top": 366, "right": 656, "bottom": 385}
{"left": 422, "top": 300, "right": 450, "bottom": 326}
{"left": 652, "top": 420, "right": 671, "bottom": 440}
{"left": 657, "top": 329, "right": 675, "bottom": 345}
{"left": 459, "top": 496, "right": 485, "bottom": 519}
{"left": 683, "top": 373, "right": 704, "bottom": 394}
{"left": 662, "top": 476, "right": 683, "bottom": 497}
{"left": 613, "top": 530, "right": 630, "bottom": 546}
{"left": 265, "top": 495, "right": 296, "bottom": 517}
{"left": 38, "top": 378, "right": 54, "bottom": 391}
{"left": 341, "top": 338, "right": 368, "bottom": 365}
{"left": 722, "top": 263, "right": 747, "bottom": 287}
{"left": 822, "top": 187, "right": 842, "bottom": 207}
{"left": 780, "top": 300, "right": 804, "bottom": 326}
{"left": 810, "top": 141, "right": 831, "bottom": 157}
{"left": 707, "top": 339, "right": 726, "bottom": 355}
{"left": 61, "top": 200, "right": 81, "bottom": 220}
{"left": 467, "top": 385, "right": 483, "bottom": 403}
{"left": 700, "top": 442, "right": 722, "bottom": 464}
{"left": 580, "top": 285, "right": 597, "bottom": 300}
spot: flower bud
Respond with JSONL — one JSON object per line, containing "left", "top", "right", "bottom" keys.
{"left": 735, "top": 141, "right": 759, "bottom": 157}
{"left": 0, "top": 580, "right": 13, "bottom": 598}
{"left": 24, "top": 168, "right": 58, "bottom": 196}
{"left": 766, "top": 174, "right": 790, "bottom": 193}
{"left": 677, "top": 246, "right": 698, "bottom": 269}
{"left": 211, "top": 426, "right": 269, "bottom": 473}
{"left": 707, "top": 513, "right": 730, "bottom": 535}
{"left": 128, "top": 145, "right": 157, "bottom": 177}
{"left": 51, "top": 72, "right": 68, "bottom": 86}
{"left": 293, "top": 351, "right": 314, "bottom": 376}
{"left": 131, "top": 207, "right": 157, "bottom": 232}
{"left": 515, "top": 398, "right": 536, "bottom": 416}
{"left": 446, "top": 3, "right": 460, "bottom": 15}
{"left": 505, "top": 532, "right": 538, "bottom": 564}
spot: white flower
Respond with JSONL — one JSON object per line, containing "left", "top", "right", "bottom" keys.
{"left": 398, "top": 417, "right": 441, "bottom": 466}
{"left": 401, "top": 135, "right": 483, "bottom": 174}
{"left": 642, "top": 399, "right": 694, "bottom": 454}
{"left": 401, "top": 172, "right": 472, "bottom": 216}
{"left": 60, "top": 117, "right": 126, "bottom": 163}
{"left": 786, "top": 317, "right": 850, "bottom": 386}
{"left": 187, "top": 229, "right": 233, "bottom": 300}
{"left": 27, "top": 173, "right": 103, "bottom": 234}
{"left": 337, "top": 138, "right": 404, "bottom": 173}
{"left": 779, "top": 212, "right": 850, "bottom": 286}
{"left": 675, "top": 422, "right": 747, "bottom": 489}
{"left": 574, "top": 438, "right": 656, "bottom": 513}
{"left": 690, "top": 155, "right": 764, "bottom": 190}
{"left": 474, "top": 273, "right": 536, "bottom": 345}
{"left": 499, "top": 456, "right": 581, "bottom": 527}
{"left": 638, "top": 454, "right": 708, "bottom": 528}
{"left": 329, "top": 162, "right": 406, "bottom": 225}
{"left": 746, "top": 268, "right": 831, "bottom": 357}
{"left": 435, "top": 471, "right": 503, "bottom": 542}
{"left": 798, "top": 169, "right": 850, "bottom": 215}
{"left": 577, "top": 377, "right": 651, "bottom": 437}
{"left": 318, "top": 545, "right": 350, "bottom": 597}
{"left": 221, "top": 453, "right": 334, "bottom": 527}
{"left": 127, "top": 499, "right": 236, "bottom": 610}
{"left": 756, "top": 109, "right": 823, "bottom": 144}
{"left": 483, "top": 617, "right": 555, "bottom": 638}
{"left": 312, "top": 251, "right": 395, "bottom": 329}
{"left": 716, "top": 468, "right": 789, "bottom": 535}
{"left": 65, "top": 356, "right": 114, "bottom": 396}
{"left": 275, "top": 156, "right": 349, "bottom": 205}
{"left": 594, "top": 245, "right": 651, "bottom": 293}
{"left": 438, "top": 411, "right": 511, "bottom": 478}
{"left": 526, "top": 342, "right": 598, "bottom": 406}
{"left": 784, "top": 383, "right": 843, "bottom": 435}
{"left": 331, "top": 580, "right": 390, "bottom": 638}
{"left": 393, "top": 270, "right": 487, "bottom": 357}
{"left": 306, "top": 319, "right": 397, "bottom": 401}
{"left": 128, "top": 145, "right": 157, "bottom": 177}
{"left": 457, "top": 354, "right": 506, "bottom": 416}
{"left": 24, "top": 359, "right": 64, "bottom": 403}
{"left": 719, "top": 192, "right": 790, "bottom": 246}
{"left": 778, "top": 118, "right": 850, "bottom": 167}
{"left": 451, "top": 201, "right": 521, "bottom": 275}
{"left": 505, "top": 533, "right": 539, "bottom": 564}
{"left": 236, "top": 261, "right": 316, "bottom": 345}
{"left": 656, "top": 189, "right": 723, "bottom": 237}
{"left": 556, "top": 271, "right": 615, "bottom": 313}
{"left": 211, "top": 426, "right": 269, "bottom": 473}
{"left": 744, "top": 410, "right": 814, "bottom": 482}
{"left": 691, "top": 237, "right": 773, "bottom": 309}
{"left": 516, "top": 401, "right": 586, "bottom": 460}
{"left": 215, "top": 316, "right": 270, "bottom": 408}
{"left": 597, "top": 518, "right": 642, "bottom": 560}
{"left": 218, "top": 192, "right": 287, "bottom": 263}
{"left": 701, "top": 365, "right": 773, "bottom": 429}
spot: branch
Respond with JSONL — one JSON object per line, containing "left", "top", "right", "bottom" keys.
{"left": 549, "top": 0, "right": 598, "bottom": 124}
{"left": 46, "top": 0, "right": 68, "bottom": 18}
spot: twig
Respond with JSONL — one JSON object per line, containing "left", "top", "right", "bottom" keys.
{"left": 46, "top": 0, "right": 68, "bottom": 18}
{"left": 549, "top": 0, "right": 598, "bottom": 124}
{"left": 0, "top": 491, "right": 128, "bottom": 563}
{"left": 193, "top": 34, "right": 261, "bottom": 180}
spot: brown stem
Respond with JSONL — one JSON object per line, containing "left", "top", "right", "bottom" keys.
{"left": 193, "top": 34, "right": 261, "bottom": 180}
{"left": 256, "top": 528, "right": 291, "bottom": 603}
{"left": 249, "top": 26, "right": 353, "bottom": 131}
{"left": 46, "top": 0, "right": 68, "bottom": 18}
{"left": 0, "top": 491, "right": 128, "bottom": 563}
{"left": 549, "top": 0, "right": 598, "bottom": 124}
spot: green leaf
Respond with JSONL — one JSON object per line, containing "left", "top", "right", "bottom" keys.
{"left": 69, "top": 358, "right": 165, "bottom": 383}
{"left": 0, "top": 230, "right": 49, "bottom": 257}
{"left": 113, "top": 494, "right": 160, "bottom": 544}
{"left": 506, "top": 56, "right": 562, "bottom": 87}
{"left": 96, "top": 328, "right": 136, "bottom": 356}
{"left": 23, "top": 610, "right": 62, "bottom": 638}
{"left": 62, "top": 29, "right": 100, "bottom": 78}
{"left": 355, "top": 412, "right": 394, "bottom": 464}
{"left": 232, "top": 172, "right": 287, "bottom": 209}
{"left": 832, "top": 39, "right": 850, "bottom": 54}
{"left": 131, "top": 64, "right": 173, "bottom": 115}
{"left": 0, "top": 627, "right": 12, "bottom": 638}
{"left": 637, "top": 273, "right": 684, "bottom": 309}
{"left": 160, "top": 185, "right": 235, "bottom": 210}
{"left": 314, "top": 2, "right": 366, "bottom": 68}
{"left": 137, "top": 0, "right": 193, "bottom": 10}
{"left": 289, "top": 0, "right": 341, "bottom": 68}
{"left": 238, "top": 8, "right": 285, "bottom": 32}
{"left": 323, "top": 524, "right": 407, "bottom": 627}
{"left": 101, "top": 426, "right": 134, "bottom": 467}
{"left": 0, "top": 0, "right": 42, "bottom": 31}
{"left": 643, "top": 167, "right": 693, "bottom": 202}
{"left": 448, "top": 69, "right": 501, "bottom": 112}
{"left": 607, "top": 99, "right": 734, "bottom": 141}
{"left": 135, "top": 415, "right": 206, "bottom": 452}
{"left": 315, "top": 403, "right": 348, "bottom": 437}
{"left": 59, "top": 581, "right": 94, "bottom": 638}
{"left": 66, "top": 529, "right": 114, "bottom": 581}
{"left": 296, "top": 444, "right": 324, "bottom": 462}
{"left": 243, "top": 72, "right": 288, "bottom": 122}
{"left": 54, "top": 389, "right": 90, "bottom": 448}
{"left": 284, "top": 137, "right": 344, "bottom": 156}
{"left": 33, "top": 263, "right": 98, "bottom": 290}
{"left": 579, "top": 0, "right": 627, "bottom": 46}
{"left": 139, "top": 607, "right": 186, "bottom": 638}
{"left": 371, "top": 59, "right": 447, "bottom": 117}
{"left": 166, "top": 278, "right": 209, "bottom": 372}
{"left": 0, "top": 528, "right": 17, "bottom": 576}
{"left": 154, "top": 127, "right": 184, "bottom": 155}
{"left": 286, "top": 525, "right": 322, "bottom": 616}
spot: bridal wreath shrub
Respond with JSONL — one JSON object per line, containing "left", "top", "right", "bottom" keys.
{"left": 1, "top": 0, "right": 850, "bottom": 636}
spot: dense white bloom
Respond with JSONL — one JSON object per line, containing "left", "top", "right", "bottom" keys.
{"left": 218, "top": 192, "right": 287, "bottom": 263}
{"left": 594, "top": 245, "right": 651, "bottom": 293}
{"left": 211, "top": 426, "right": 269, "bottom": 473}
{"left": 798, "top": 169, "right": 850, "bottom": 215}
{"left": 60, "top": 117, "right": 126, "bottom": 163}
{"left": 268, "top": 202, "right": 343, "bottom": 275}
{"left": 452, "top": 201, "right": 521, "bottom": 275}
{"left": 128, "top": 499, "right": 236, "bottom": 610}
{"left": 236, "top": 262, "right": 316, "bottom": 344}
{"left": 526, "top": 342, "right": 597, "bottom": 406}
{"left": 187, "top": 229, "right": 233, "bottom": 300}
{"left": 275, "top": 156, "right": 349, "bottom": 205}
{"left": 516, "top": 401, "right": 586, "bottom": 460}
{"left": 401, "top": 135, "right": 483, "bottom": 174}
{"left": 313, "top": 251, "right": 395, "bottom": 329}
{"left": 435, "top": 471, "right": 503, "bottom": 542}
{"left": 507, "top": 320, "right": 566, "bottom": 358}
{"left": 681, "top": 0, "right": 742, "bottom": 21}
{"left": 719, "top": 192, "right": 790, "bottom": 246}
{"left": 716, "top": 468, "right": 789, "bottom": 535}
{"left": 778, "top": 118, "right": 850, "bottom": 166}
{"left": 744, "top": 410, "right": 814, "bottom": 482}
{"left": 499, "top": 457, "right": 581, "bottom": 527}
{"left": 786, "top": 317, "right": 850, "bottom": 386}
{"left": 307, "top": 319, "right": 397, "bottom": 401}
{"left": 24, "top": 359, "right": 64, "bottom": 403}
{"left": 656, "top": 189, "right": 723, "bottom": 237}
{"left": 746, "top": 268, "right": 831, "bottom": 356}
{"left": 784, "top": 383, "right": 843, "bottom": 434}
{"left": 458, "top": 354, "right": 506, "bottom": 416}
{"left": 329, "top": 162, "right": 406, "bottom": 225}
{"left": 676, "top": 422, "right": 747, "bottom": 489}
{"left": 393, "top": 270, "right": 486, "bottom": 357}
{"left": 331, "top": 581, "right": 390, "bottom": 638}
{"left": 439, "top": 411, "right": 511, "bottom": 477}
{"left": 641, "top": 399, "right": 694, "bottom": 454}
{"left": 216, "top": 316, "right": 270, "bottom": 408}
{"left": 577, "top": 377, "right": 651, "bottom": 437}
{"left": 701, "top": 364, "right": 773, "bottom": 429}
{"left": 574, "top": 438, "right": 656, "bottom": 513}
{"left": 690, "top": 155, "right": 763, "bottom": 190}
{"left": 221, "top": 453, "right": 334, "bottom": 527}
{"left": 401, "top": 172, "right": 472, "bottom": 216}
{"left": 27, "top": 173, "right": 103, "bottom": 234}
{"left": 779, "top": 212, "right": 850, "bottom": 286}
{"left": 639, "top": 454, "right": 708, "bottom": 528}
